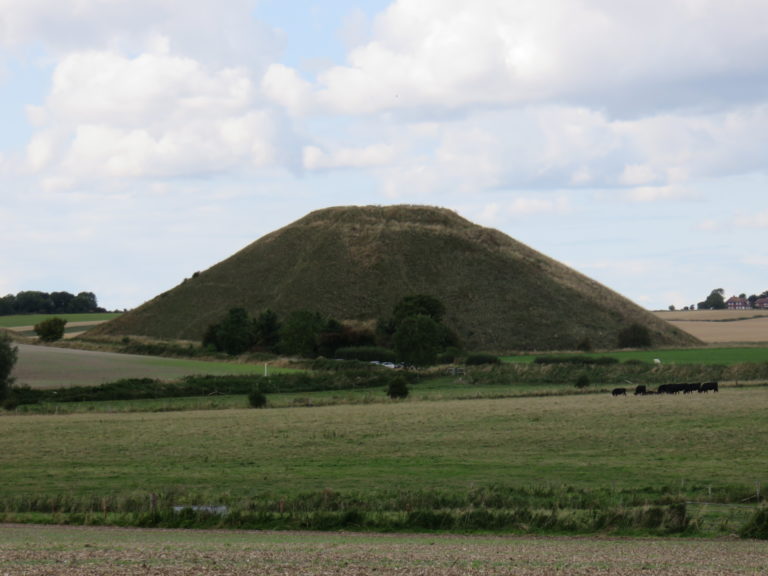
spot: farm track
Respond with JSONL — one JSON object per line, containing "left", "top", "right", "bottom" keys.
{"left": 1, "top": 524, "right": 767, "bottom": 576}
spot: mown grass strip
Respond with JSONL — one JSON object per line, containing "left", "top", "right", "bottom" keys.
{"left": 0, "top": 313, "right": 121, "bottom": 328}
{"left": 503, "top": 347, "right": 768, "bottom": 365}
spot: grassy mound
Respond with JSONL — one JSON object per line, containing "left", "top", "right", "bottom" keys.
{"left": 89, "top": 205, "right": 699, "bottom": 351}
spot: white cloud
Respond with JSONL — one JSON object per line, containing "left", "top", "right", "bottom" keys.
{"left": 303, "top": 143, "right": 395, "bottom": 170}
{"left": 262, "top": 63, "right": 314, "bottom": 115}
{"left": 24, "top": 49, "right": 286, "bottom": 185}
{"left": 734, "top": 211, "right": 768, "bottom": 229}
{"left": 0, "top": 0, "right": 277, "bottom": 67}
{"left": 624, "top": 185, "right": 698, "bottom": 203}
{"left": 506, "top": 196, "right": 570, "bottom": 217}
{"left": 296, "top": 0, "right": 768, "bottom": 116}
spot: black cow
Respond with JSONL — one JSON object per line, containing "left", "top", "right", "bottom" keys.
{"left": 612, "top": 387, "right": 627, "bottom": 396}
{"left": 657, "top": 383, "right": 677, "bottom": 394}
{"left": 634, "top": 385, "right": 647, "bottom": 395}
{"left": 700, "top": 381, "right": 719, "bottom": 393}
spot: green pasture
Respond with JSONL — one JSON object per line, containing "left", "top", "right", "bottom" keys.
{"left": 2, "top": 387, "right": 765, "bottom": 501}
{"left": 503, "top": 347, "right": 768, "bottom": 365}
{"left": 0, "top": 312, "right": 121, "bottom": 328}
{"left": 11, "top": 377, "right": 601, "bottom": 414}
{"left": 12, "top": 344, "right": 292, "bottom": 388}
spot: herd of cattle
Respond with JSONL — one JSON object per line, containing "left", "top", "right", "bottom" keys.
{"left": 612, "top": 382, "right": 719, "bottom": 396}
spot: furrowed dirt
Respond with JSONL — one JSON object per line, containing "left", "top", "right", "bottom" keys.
{"left": 1, "top": 525, "right": 767, "bottom": 575}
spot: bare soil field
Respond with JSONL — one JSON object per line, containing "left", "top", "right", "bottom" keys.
{"left": 1, "top": 524, "right": 767, "bottom": 576}
{"left": 655, "top": 310, "right": 768, "bottom": 344}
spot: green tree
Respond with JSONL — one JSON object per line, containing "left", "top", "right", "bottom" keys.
{"left": 393, "top": 294, "right": 446, "bottom": 324}
{"left": 217, "top": 308, "right": 255, "bottom": 355}
{"left": 34, "top": 317, "right": 67, "bottom": 342}
{"left": 69, "top": 291, "right": 100, "bottom": 313}
{"left": 15, "top": 291, "right": 52, "bottom": 313}
{"left": 0, "top": 294, "right": 15, "bottom": 315}
{"left": 50, "top": 291, "right": 75, "bottom": 313}
{"left": 698, "top": 288, "right": 726, "bottom": 310}
{"left": 0, "top": 332, "right": 18, "bottom": 402}
{"left": 394, "top": 314, "right": 442, "bottom": 366}
{"left": 280, "top": 310, "right": 326, "bottom": 357}
{"left": 253, "top": 309, "right": 281, "bottom": 351}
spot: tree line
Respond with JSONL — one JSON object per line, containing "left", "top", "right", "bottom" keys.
{"left": 0, "top": 291, "right": 104, "bottom": 315}
{"left": 673, "top": 288, "right": 768, "bottom": 311}
{"left": 203, "top": 294, "right": 461, "bottom": 367}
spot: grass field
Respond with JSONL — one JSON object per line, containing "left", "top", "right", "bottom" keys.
{"left": 503, "top": 347, "right": 768, "bottom": 365}
{"left": 1, "top": 312, "right": 122, "bottom": 339}
{"left": 12, "top": 344, "right": 284, "bottom": 388}
{"left": 0, "top": 312, "right": 121, "bottom": 328}
{"left": 1, "top": 524, "right": 767, "bottom": 576}
{"left": 2, "top": 387, "right": 766, "bottom": 535}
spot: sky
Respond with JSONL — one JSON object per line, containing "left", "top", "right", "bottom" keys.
{"left": 1, "top": 0, "right": 767, "bottom": 312}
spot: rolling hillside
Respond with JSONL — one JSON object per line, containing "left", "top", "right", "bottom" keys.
{"left": 89, "top": 205, "right": 698, "bottom": 351}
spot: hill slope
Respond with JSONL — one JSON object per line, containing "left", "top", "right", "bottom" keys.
{"left": 90, "top": 205, "right": 699, "bottom": 351}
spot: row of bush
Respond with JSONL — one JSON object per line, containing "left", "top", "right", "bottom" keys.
{"left": 7, "top": 370, "right": 421, "bottom": 406}
{"left": 0, "top": 486, "right": 702, "bottom": 536}
{"left": 533, "top": 355, "right": 621, "bottom": 365}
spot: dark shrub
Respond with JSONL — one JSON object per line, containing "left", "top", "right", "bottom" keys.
{"left": 34, "top": 317, "right": 67, "bottom": 342}
{"left": 575, "top": 374, "right": 590, "bottom": 388}
{"left": 335, "top": 346, "right": 396, "bottom": 363}
{"left": 0, "top": 331, "right": 17, "bottom": 401}
{"left": 387, "top": 376, "right": 409, "bottom": 399}
{"left": 534, "top": 355, "right": 619, "bottom": 365}
{"left": 248, "top": 389, "right": 267, "bottom": 408}
{"left": 465, "top": 353, "right": 500, "bottom": 366}
{"left": 740, "top": 507, "right": 768, "bottom": 539}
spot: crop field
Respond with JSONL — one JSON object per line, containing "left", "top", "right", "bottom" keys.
{"left": 654, "top": 310, "right": 768, "bottom": 344}
{"left": 12, "top": 344, "right": 282, "bottom": 388}
{"left": 1, "top": 524, "right": 767, "bottom": 576}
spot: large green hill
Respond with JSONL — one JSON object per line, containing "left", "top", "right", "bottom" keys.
{"left": 90, "top": 205, "right": 698, "bottom": 351}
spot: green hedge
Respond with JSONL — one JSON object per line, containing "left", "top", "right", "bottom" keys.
{"left": 8, "top": 370, "right": 420, "bottom": 406}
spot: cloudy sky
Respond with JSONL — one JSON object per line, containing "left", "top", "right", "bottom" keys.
{"left": 2, "top": 0, "right": 767, "bottom": 312}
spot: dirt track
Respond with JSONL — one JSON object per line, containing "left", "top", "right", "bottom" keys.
{"left": 1, "top": 524, "right": 767, "bottom": 575}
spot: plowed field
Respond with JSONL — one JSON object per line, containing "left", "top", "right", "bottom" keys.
{"left": 1, "top": 525, "right": 767, "bottom": 576}
{"left": 655, "top": 310, "right": 768, "bottom": 344}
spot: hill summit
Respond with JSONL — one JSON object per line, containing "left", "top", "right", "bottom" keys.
{"left": 91, "top": 205, "right": 698, "bottom": 351}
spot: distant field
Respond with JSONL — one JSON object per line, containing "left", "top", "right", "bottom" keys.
{"left": 1, "top": 524, "right": 767, "bottom": 576}
{"left": 655, "top": 310, "right": 768, "bottom": 344}
{"left": 12, "top": 344, "right": 280, "bottom": 388}
{"left": 1, "top": 313, "right": 121, "bottom": 339}
{"left": 0, "top": 312, "right": 121, "bottom": 328}
{"left": 503, "top": 347, "right": 768, "bottom": 365}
